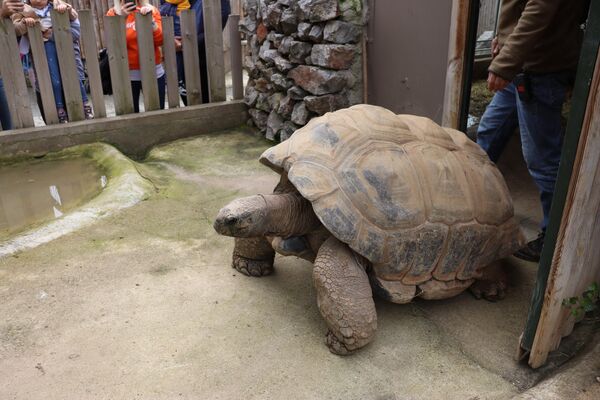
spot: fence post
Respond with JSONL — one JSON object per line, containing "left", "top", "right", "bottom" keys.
{"left": 27, "top": 25, "right": 60, "bottom": 124}
{"left": 0, "top": 18, "right": 35, "bottom": 129}
{"left": 135, "top": 12, "right": 160, "bottom": 111}
{"left": 162, "top": 17, "right": 180, "bottom": 109}
{"left": 104, "top": 15, "right": 134, "bottom": 115}
{"left": 228, "top": 14, "right": 243, "bottom": 100}
{"left": 52, "top": 10, "right": 85, "bottom": 122}
{"left": 180, "top": 9, "right": 202, "bottom": 105}
{"left": 203, "top": 0, "right": 226, "bottom": 102}
{"left": 79, "top": 10, "right": 107, "bottom": 118}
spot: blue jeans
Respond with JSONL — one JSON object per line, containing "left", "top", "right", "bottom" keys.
{"left": 44, "top": 40, "right": 88, "bottom": 109}
{"left": 477, "top": 72, "right": 571, "bottom": 230}
{"left": 0, "top": 78, "right": 12, "bottom": 130}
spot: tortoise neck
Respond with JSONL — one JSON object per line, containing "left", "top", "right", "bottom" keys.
{"left": 262, "top": 192, "right": 321, "bottom": 237}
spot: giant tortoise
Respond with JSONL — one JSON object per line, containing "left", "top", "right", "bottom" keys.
{"left": 214, "top": 104, "right": 525, "bottom": 355}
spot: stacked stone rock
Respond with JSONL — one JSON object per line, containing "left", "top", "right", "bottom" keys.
{"left": 240, "top": 0, "right": 366, "bottom": 141}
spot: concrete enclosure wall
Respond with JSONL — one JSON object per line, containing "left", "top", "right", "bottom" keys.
{"left": 366, "top": 0, "right": 453, "bottom": 124}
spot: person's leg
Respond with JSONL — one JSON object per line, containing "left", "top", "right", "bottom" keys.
{"left": 176, "top": 51, "right": 187, "bottom": 105}
{"left": 131, "top": 80, "right": 141, "bottom": 113}
{"left": 157, "top": 74, "right": 166, "bottom": 109}
{"left": 198, "top": 43, "right": 209, "bottom": 103}
{"left": 514, "top": 73, "right": 569, "bottom": 261}
{"left": 45, "top": 41, "right": 68, "bottom": 122}
{"left": 476, "top": 84, "right": 520, "bottom": 162}
{"left": 0, "top": 78, "right": 13, "bottom": 130}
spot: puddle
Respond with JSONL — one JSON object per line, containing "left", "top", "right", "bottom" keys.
{"left": 0, "top": 159, "right": 106, "bottom": 240}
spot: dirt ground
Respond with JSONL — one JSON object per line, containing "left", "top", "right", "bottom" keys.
{"left": 0, "top": 128, "right": 595, "bottom": 399}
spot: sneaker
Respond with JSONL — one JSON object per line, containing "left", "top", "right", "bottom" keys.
{"left": 57, "top": 108, "right": 68, "bottom": 124}
{"left": 514, "top": 231, "right": 545, "bottom": 262}
{"left": 83, "top": 103, "right": 94, "bottom": 120}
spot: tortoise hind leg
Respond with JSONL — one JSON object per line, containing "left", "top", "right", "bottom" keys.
{"left": 469, "top": 260, "right": 508, "bottom": 302}
{"left": 313, "top": 237, "right": 377, "bottom": 355}
{"left": 233, "top": 237, "right": 275, "bottom": 277}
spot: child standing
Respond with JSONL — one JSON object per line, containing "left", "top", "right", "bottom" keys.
{"left": 107, "top": 0, "right": 165, "bottom": 113}
{"left": 12, "top": 0, "right": 93, "bottom": 123}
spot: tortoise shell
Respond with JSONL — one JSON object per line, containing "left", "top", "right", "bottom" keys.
{"left": 260, "top": 105, "right": 525, "bottom": 301}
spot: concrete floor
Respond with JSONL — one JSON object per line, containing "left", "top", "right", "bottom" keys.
{"left": 0, "top": 128, "right": 585, "bottom": 399}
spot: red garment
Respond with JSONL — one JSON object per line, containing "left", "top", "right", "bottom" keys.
{"left": 106, "top": 7, "right": 163, "bottom": 70}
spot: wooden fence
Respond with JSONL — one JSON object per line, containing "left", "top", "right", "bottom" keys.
{"left": 0, "top": 1, "right": 244, "bottom": 130}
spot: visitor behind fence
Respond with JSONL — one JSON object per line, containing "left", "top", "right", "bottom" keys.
{"left": 11, "top": 0, "right": 94, "bottom": 123}
{"left": 159, "top": 0, "right": 189, "bottom": 104}
{"left": 0, "top": 0, "right": 26, "bottom": 130}
{"left": 107, "top": 0, "right": 165, "bottom": 113}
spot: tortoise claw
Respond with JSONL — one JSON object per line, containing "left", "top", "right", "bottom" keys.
{"left": 325, "top": 331, "right": 355, "bottom": 356}
{"left": 232, "top": 254, "right": 274, "bottom": 277}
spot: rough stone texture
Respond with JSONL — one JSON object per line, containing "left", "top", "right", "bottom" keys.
{"left": 279, "top": 120, "right": 299, "bottom": 141}
{"left": 288, "top": 41, "right": 313, "bottom": 64}
{"left": 308, "top": 24, "right": 324, "bottom": 43}
{"left": 266, "top": 110, "right": 284, "bottom": 140}
{"left": 311, "top": 44, "right": 356, "bottom": 70}
{"left": 288, "top": 85, "right": 308, "bottom": 100}
{"left": 280, "top": 8, "right": 298, "bottom": 35}
{"left": 297, "top": 22, "right": 312, "bottom": 40}
{"left": 244, "top": 86, "right": 259, "bottom": 107}
{"left": 249, "top": 108, "right": 268, "bottom": 130}
{"left": 291, "top": 101, "right": 310, "bottom": 125}
{"left": 323, "top": 20, "right": 361, "bottom": 44}
{"left": 277, "top": 95, "right": 295, "bottom": 118}
{"left": 288, "top": 66, "right": 348, "bottom": 95}
{"left": 304, "top": 94, "right": 349, "bottom": 115}
{"left": 299, "top": 0, "right": 339, "bottom": 22}
{"left": 242, "top": 0, "right": 366, "bottom": 141}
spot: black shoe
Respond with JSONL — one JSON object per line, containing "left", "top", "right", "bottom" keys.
{"left": 514, "top": 231, "right": 545, "bottom": 262}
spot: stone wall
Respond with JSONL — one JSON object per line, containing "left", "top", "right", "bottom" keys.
{"left": 240, "top": 0, "right": 367, "bottom": 141}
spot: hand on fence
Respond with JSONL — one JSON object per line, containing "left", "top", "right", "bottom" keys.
{"left": 139, "top": 5, "right": 153, "bottom": 16}
{"left": 42, "top": 28, "right": 53, "bottom": 40}
{"left": 55, "top": 2, "right": 68, "bottom": 13}
{"left": 174, "top": 37, "right": 182, "bottom": 52}
{"left": 23, "top": 17, "right": 37, "bottom": 28}
{"left": 118, "top": 1, "right": 137, "bottom": 16}
{"left": 0, "top": 0, "right": 24, "bottom": 17}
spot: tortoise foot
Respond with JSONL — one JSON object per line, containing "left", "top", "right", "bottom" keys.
{"left": 469, "top": 261, "right": 508, "bottom": 302}
{"left": 325, "top": 331, "right": 356, "bottom": 356}
{"left": 232, "top": 253, "right": 274, "bottom": 277}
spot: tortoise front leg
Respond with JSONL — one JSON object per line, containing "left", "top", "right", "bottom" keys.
{"left": 232, "top": 237, "right": 275, "bottom": 277}
{"left": 313, "top": 237, "right": 377, "bottom": 355}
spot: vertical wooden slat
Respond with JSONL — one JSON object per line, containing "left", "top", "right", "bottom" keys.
{"left": 228, "top": 14, "right": 243, "bottom": 100}
{"left": 528, "top": 51, "right": 600, "bottom": 369}
{"left": 180, "top": 9, "right": 202, "bottom": 105}
{"left": 79, "top": 10, "right": 106, "bottom": 118}
{"left": 27, "top": 25, "right": 60, "bottom": 124}
{"left": 162, "top": 17, "right": 180, "bottom": 109}
{"left": 203, "top": 0, "right": 226, "bottom": 102}
{"left": 135, "top": 12, "right": 160, "bottom": 111}
{"left": 52, "top": 10, "right": 84, "bottom": 121}
{"left": 0, "top": 18, "right": 34, "bottom": 129}
{"left": 104, "top": 15, "right": 134, "bottom": 115}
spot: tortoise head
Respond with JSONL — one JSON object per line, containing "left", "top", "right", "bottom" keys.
{"left": 214, "top": 195, "right": 270, "bottom": 238}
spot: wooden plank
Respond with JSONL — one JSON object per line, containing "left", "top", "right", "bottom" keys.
{"left": 161, "top": 16, "right": 180, "bottom": 109}
{"left": 27, "top": 25, "right": 60, "bottom": 125}
{"left": 180, "top": 9, "right": 202, "bottom": 105}
{"left": 79, "top": 10, "right": 106, "bottom": 118}
{"left": 52, "top": 10, "right": 84, "bottom": 121}
{"left": 228, "top": 14, "right": 243, "bottom": 100}
{"left": 528, "top": 50, "right": 600, "bottom": 369}
{"left": 104, "top": 15, "right": 134, "bottom": 115}
{"left": 202, "top": 0, "right": 226, "bottom": 102}
{"left": 135, "top": 12, "right": 160, "bottom": 111}
{"left": 441, "top": 0, "right": 471, "bottom": 129}
{"left": 0, "top": 100, "right": 247, "bottom": 160}
{"left": 0, "top": 18, "right": 35, "bottom": 129}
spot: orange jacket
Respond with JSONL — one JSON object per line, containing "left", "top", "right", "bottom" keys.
{"left": 106, "top": 7, "right": 163, "bottom": 70}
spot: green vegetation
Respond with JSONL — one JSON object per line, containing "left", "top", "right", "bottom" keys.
{"left": 562, "top": 282, "right": 599, "bottom": 318}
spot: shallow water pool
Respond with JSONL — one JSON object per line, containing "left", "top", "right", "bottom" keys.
{"left": 0, "top": 158, "right": 105, "bottom": 240}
